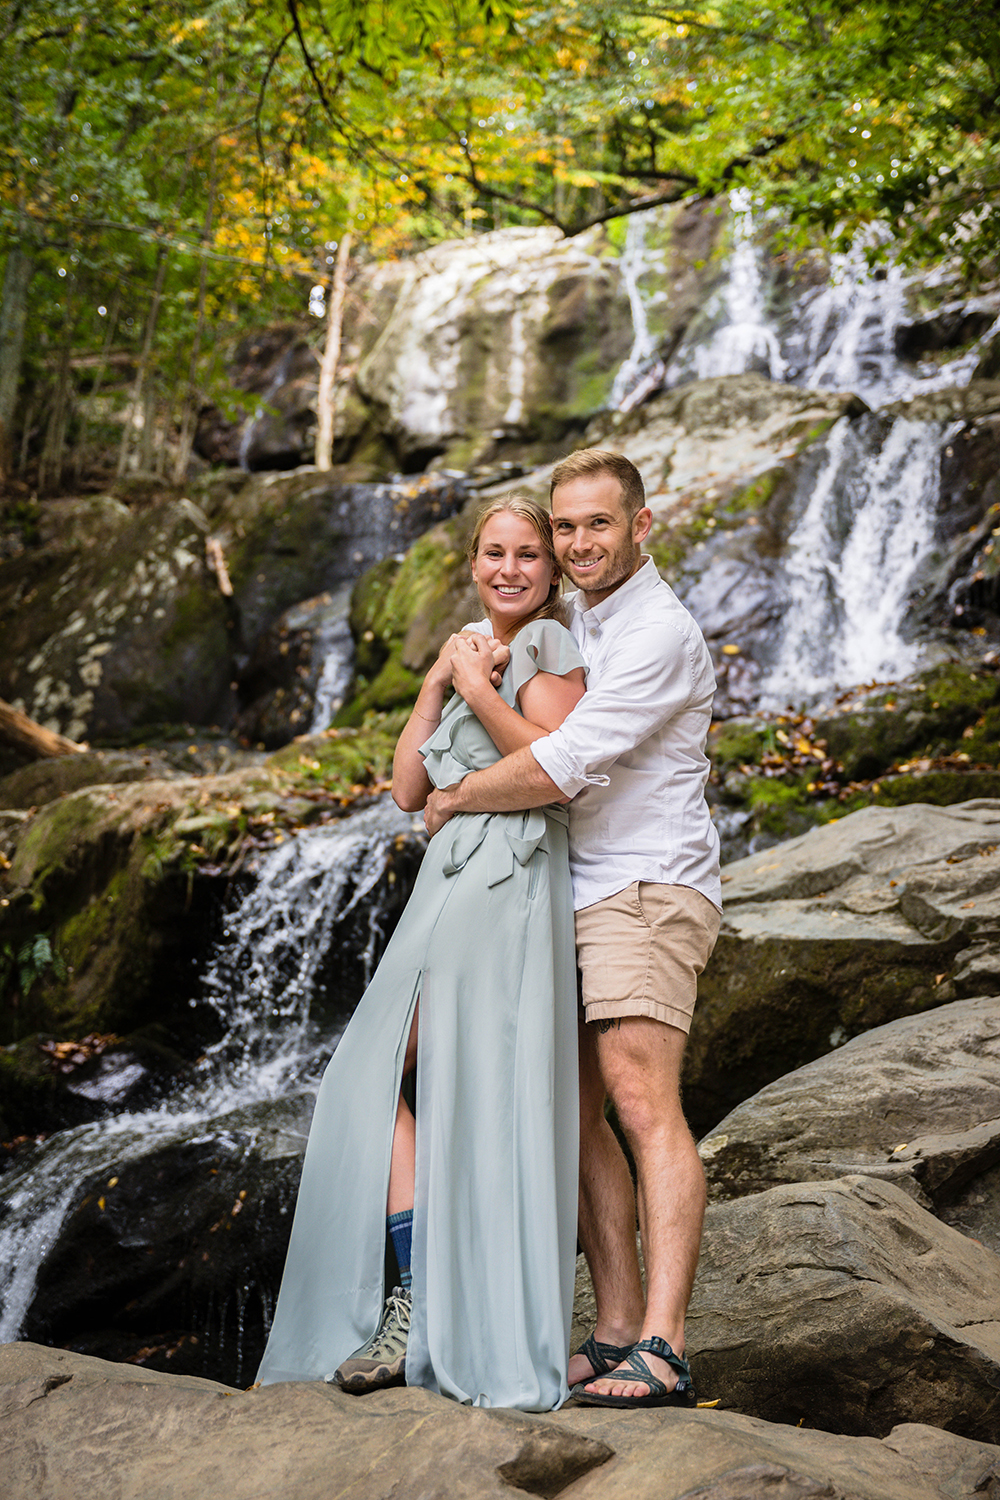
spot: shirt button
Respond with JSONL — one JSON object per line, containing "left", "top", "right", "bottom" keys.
{"left": 589, "top": 627, "right": 596, "bottom": 636}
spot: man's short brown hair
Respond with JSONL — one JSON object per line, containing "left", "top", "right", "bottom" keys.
{"left": 550, "top": 448, "right": 646, "bottom": 521}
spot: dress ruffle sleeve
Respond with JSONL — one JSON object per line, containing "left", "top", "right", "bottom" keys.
{"left": 509, "top": 618, "right": 587, "bottom": 700}
{"left": 417, "top": 618, "right": 585, "bottom": 790}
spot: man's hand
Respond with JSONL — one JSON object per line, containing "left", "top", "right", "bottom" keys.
{"left": 424, "top": 783, "right": 464, "bottom": 836}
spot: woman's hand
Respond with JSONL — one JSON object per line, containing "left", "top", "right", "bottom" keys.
{"left": 450, "top": 633, "right": 497, "bottom": 706}
{"left": 425, "top": 633, "right": 463, "bottom": 690}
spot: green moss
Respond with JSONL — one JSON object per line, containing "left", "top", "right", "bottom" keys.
{"left": 12, "top": 794, "right": 109, "bottom": 911}
{"left": 818, "top": 662, "right": 1000, "bottom": 779}
{"left": 846, "top": 770, "right": 1000, "bottom": 809}
{"left": 268, "top": 726, "right": 398, "bottom": 795}
{"left": 785, "top": 416, "right": 837, "bottom": 452}
{"left": 335, "top": 654, "right": 425, "bottom": 726}
{"left": 744, "top": 777, "right": 818, "bottom": 837}
{"left": 58, "top": 869, "right": 132, "bottom": 979}
{"left": 710, "top": 720, "right": 771, "bottom": 770}
{"left": 722, "top": 468, "right": 787, "bottom": 516}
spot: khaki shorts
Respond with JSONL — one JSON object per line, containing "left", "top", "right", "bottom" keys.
{"left": 575, "top": 882, "right": 721, "bottom": 1034}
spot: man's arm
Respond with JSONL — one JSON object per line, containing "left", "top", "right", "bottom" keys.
{"left": 424, "top": 746, "right": 562, "bottom": 834}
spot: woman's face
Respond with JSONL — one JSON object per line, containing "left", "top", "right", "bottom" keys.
{"left": 471, "top": 512, "right": 559, "bottom": 635}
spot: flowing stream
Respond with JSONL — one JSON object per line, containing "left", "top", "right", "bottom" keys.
{"left": 0, "top": 799, "right": 422, "bottom": 1348}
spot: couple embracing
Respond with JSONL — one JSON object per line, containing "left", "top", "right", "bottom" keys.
{"left": 256, "top": 448, "right": 721, "bottom": 1412}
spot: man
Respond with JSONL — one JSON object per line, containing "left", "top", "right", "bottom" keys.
{"left": 424, "top": 448, "right": 721, "bottom": 1407}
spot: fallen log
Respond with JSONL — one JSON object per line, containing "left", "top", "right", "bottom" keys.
{"left": 0, "top": 697, "right": 86, "bottom": 759}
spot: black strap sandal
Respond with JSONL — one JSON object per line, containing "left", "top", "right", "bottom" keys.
{"left": 572, "top": 1331, "right": 635, "bottom": 1382}
{"left": 571, "top": 1335, "right": 697, "bottom": 1408}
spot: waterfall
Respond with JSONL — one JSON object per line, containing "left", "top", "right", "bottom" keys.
{"left": 307, "top": 582, "right": 355, "bottom": 733}
{"left": 662, "top": 189, "right": 786, "bottom": 391}
{"left": 0, "top": 798, "right": 422, "bottom": 1348}
{"left": 758, "top": 417, "right": 961, "bottom": 710}
{"left": 611, "top": 210, "right": 665, "bottom": 409}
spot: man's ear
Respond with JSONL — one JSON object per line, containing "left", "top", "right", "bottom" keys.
{"left": 633, "top": 506, "right": 653, "bottom": 545}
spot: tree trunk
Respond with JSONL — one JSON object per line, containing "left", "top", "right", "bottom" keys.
{"left": 314, "top": 229, "right": 353, "bottom": 471}
{"left": 37, "top": 314, "right": 76, "bottom": 495}
{"left": 0, "top": 698, "right": 85, "bottom": 760}
{"left": 117, "top": 250, "right": 168, "bottom": 477}
{"left": 0, "top": 246, "right": 35, "bottom": 484}
{"left": 173, "top": 144, "right": 218, "bottom": 483}
{"left": 72, "top": 287, "right": 121, "bottom": 483}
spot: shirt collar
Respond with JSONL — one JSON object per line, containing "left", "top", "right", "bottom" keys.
{"left": 570, "top": 553, "right": 658, "bottom": 625}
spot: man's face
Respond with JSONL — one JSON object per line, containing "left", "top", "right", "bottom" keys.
{"left": 550, "top": 472, "right": 651, "bottom": 605}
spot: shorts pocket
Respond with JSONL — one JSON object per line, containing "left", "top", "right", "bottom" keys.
{"left": 633, "top": 880, "right": 653, "bottom": 928}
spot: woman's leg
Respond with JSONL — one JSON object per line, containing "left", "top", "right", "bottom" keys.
{"left": 334, "top": 1003, "right": 420, "bottom": 1392}
{"left": 387, "top": 1003, "right": 418, "bottom": 1217}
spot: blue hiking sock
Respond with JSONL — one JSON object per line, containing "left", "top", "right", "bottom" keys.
{"left": 388, "top": 1210, "right": 413, "bottom": 1291}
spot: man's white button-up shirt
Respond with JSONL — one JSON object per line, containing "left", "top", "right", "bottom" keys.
{"left": 531, "top": 555, "right": 721, "bottom": 913}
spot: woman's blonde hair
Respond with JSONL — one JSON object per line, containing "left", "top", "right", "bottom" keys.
{"left": 468, "top": 494, "right": 564, "bottom": 636}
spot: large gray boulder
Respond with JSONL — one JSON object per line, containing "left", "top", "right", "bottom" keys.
{"left": 685, "top": 1175, "right": 1000, "bottom": 1443}
{"left": 698, "top": 996, "right": 1000, "bottom": 1254}
{"left": 3, "top": 1341, "right": 1000, "bottom": 1500}
{"left": 685, "top": 800, "right": 1000, "bottom": 1133}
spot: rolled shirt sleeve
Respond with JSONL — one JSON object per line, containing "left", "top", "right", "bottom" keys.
{"left": 531, "top": 618, "right": 705, "bottom": 796}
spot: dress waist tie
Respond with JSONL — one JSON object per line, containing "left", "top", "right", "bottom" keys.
{"left": 441, "top": 805, "right": 568, "bottom": 889}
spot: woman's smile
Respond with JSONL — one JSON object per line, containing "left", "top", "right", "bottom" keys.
{"left": 472, "top": 513, "right": 559, "bottom": 638}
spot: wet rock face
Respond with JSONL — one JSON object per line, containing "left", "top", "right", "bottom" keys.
{"left": 354, "top": 226, "right": 636, "bottom": 470}
{"left": 685, "top": 800, "right": 1000, "bottom": 1134}
{"left": 176, "top": 204, "right": 731, "bottom": 479}
{"left": 194, "top": 327, "right": 320, "bottom": 471}
{"left": 0, "top": 471, "right": 466, "bottom": 749}
{"left": 19, "top": 1095, "right": 312, "bottom": 1388}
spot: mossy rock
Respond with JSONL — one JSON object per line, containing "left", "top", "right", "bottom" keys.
{"left": 0, "top": 750, "right": 178, "bottom": 812}
{"left": 858, "top": 769, "right": 1000, "bottom": 808}
{"left": 338, "top": 506, "right": 481, "bottom": 722}
{"left": 0, "top": 727, "right": 406, "bottom": 1049}
{"left": 816, "top": 662, "right": 1000, "bottom": 780}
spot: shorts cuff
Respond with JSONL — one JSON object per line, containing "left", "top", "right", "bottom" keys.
{"left": 583, "top": 998, "right": 694, "bottom": 1035}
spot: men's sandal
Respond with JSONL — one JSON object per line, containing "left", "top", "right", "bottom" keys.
{"left": 330, "top": 1285, "right": 411, "bottom": 1393}
{"left": 572, "top": 1331, "right": 636, "bottom": 1383}
{"left": 570, "top": 1335, "right": 696, "bottom": 1408}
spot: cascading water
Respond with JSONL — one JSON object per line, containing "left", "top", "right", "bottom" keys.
{"left": 306, "top": 582, "right": 355, "bottom": 733}
{"left": 610, "top": 210, "right": 668, "bottom": 410}
{"left": 758, "top": 416, "right": 963, "bottom": 710}
{"left": 600, "top": 192, "right": 998, "bottom": 710}
{"left": 665, "top": 189, "right": 787, "bottom": 389}
{"left": 0, "top": 799, "right": 422, "bottom": 1361}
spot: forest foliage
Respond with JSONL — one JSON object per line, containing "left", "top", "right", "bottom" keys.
{"left": 1, "top": 0, "right": 998, "bottom": 489}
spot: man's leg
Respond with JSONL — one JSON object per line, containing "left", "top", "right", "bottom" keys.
{"left": 582, "top": 1015, "right": 704, "bottom": 1398}
{"left": 567, "top": 1019, "right": 645, "bottom": 1388}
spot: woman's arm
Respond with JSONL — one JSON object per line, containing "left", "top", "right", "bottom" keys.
{"left": 391, "top": 632, "right": 511, "bottom": 811}
{"left": 391, "top": 639, "right": 457, "bottom": 812}
{"left": 449, "top": 633, "right": 585, "bottom": 758}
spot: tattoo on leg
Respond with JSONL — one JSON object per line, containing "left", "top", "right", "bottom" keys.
{"left": 595, "top": 1017, "right": 621, "bottom": 1033}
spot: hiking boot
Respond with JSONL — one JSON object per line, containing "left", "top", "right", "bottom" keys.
{"left": 331, "top": 1286, "right": 411, "bottom": 1393}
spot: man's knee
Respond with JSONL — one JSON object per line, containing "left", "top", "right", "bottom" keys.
{"left": 596, "top": 1018, "right": 688, "bottom": 1141}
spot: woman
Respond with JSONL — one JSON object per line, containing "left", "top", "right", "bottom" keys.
{"left": 256, "top": 496, "right": 586, "bottom": 1411}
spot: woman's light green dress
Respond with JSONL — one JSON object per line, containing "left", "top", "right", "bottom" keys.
{"left": 256, "top": 619, "right": 585, "bottom": 1411}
